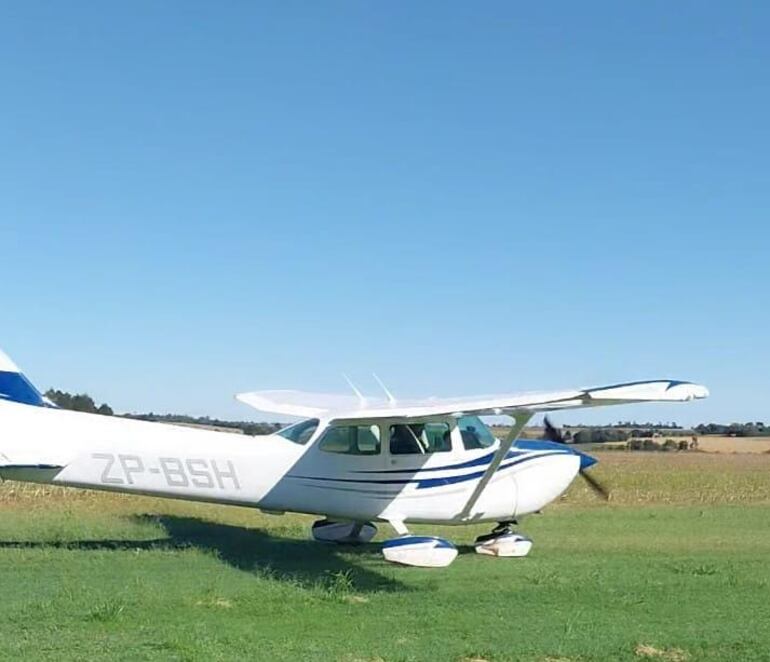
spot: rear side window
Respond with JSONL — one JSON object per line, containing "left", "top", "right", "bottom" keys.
{"left": 277, "top": 419, "right": 320, "bottom": 445}
{"left": 318, "top": 425, "right": 381, "bottom": 455}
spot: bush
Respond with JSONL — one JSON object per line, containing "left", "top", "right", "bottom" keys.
{"left": 662, "top": 439, "right": 679, "bottom": 452}
{"left": 573, "top": 428, "right": 628, "bottom": 444}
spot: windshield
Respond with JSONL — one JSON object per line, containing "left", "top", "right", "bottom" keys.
{"left": 457, "top": 415, "right": 497, "bottom": 450}
{"left": 277, "top": 418, "right": 320, "bottom": 445}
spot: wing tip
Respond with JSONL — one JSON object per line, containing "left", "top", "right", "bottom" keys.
{"left": 586, "top": 380, "right": 709, "bottom": 402}
{"left": 667, "top": 381, "right": 709, "bottom": 401}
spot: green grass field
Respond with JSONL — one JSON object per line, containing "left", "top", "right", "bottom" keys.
{"left": 1, "top": 453, "right": 769, "bottom": 661}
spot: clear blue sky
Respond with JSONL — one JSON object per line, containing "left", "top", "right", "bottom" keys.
{"left": 2, "top": 2, "right": 768, "bottom": 425}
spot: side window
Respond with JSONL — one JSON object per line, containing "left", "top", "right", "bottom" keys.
{"left": 318, "top": 425, "right": 381, "bottom": 455}
{"left": 458, "top": 416, "right": 497, "bottom": 450}
{"left": 277, "top": 418, "right": 320, "bottom": 445}
{"left": 389, "top": 423, "right": 452, "bottom": 455}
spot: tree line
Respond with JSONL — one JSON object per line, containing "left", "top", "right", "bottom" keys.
{"left": 44, "top": 389, "right": 114, "bottom": 416}
{"left": 693, "top": 422, "right": 768, "bottom": 437}
{"left": 124, "top": 413, "right": 280, "bottom": 437}
{"left": 43, "top": 389, "right": 279, "bottom": 436}
{"left": 558, "top": 422, "right": 769, "bottom": 443}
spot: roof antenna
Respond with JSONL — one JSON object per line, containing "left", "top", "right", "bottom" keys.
{"left": 342, "top": 374, "right": 367, "bottom": 408}
{"left": 372, "top": 373, "right": 397, "bottom": 405}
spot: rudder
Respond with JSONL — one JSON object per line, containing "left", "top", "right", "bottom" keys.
{"left": 0, "top": 349, "right": 46, "bottom": 407}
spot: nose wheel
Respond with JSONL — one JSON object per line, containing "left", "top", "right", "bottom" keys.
{"left": 475, "top": 521, "right": 532, "bottom": 557}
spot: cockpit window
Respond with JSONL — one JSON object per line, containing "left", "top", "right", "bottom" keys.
{"left": 318, "top": 425, "right": 381, "bottom": 455}
{"left": 389, "top": 423, "right": 452, "bottom": 454}
{"left": 458, "top": 416, "right": 497, "bottom": 450}
{"left": 277, "top": 418, "right": 320, "bottom": 445}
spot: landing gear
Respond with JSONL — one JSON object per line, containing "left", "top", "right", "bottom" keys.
{"left": 311, "top": 519, "right": 377, "bottom": 544}
{"left": 381, "top": 519, "right": 457, "bottom": 567}
{"left": 474, "top": 521, "right": 532, "bottom": 558}
{"left": 382, "top": 536, "right": 458, "bottom": 568}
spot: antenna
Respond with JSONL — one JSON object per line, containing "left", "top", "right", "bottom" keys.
{"left": 372, "top": 373, "right": 397, "bottom": 405}
{"left": 342, "top": 374, "right": 367, "bottom": 407}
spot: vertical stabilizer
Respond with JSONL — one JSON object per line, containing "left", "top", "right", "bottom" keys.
{"left": 0, "top": 349, "right": 46, "bottom": 407}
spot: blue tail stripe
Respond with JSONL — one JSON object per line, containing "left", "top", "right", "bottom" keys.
{"left": 0, "top": 371, "right": 45, "bottom": 407}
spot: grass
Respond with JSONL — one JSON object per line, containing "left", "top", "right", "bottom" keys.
{"left": 1, "top": 453, "right": 769, "bottom": 661}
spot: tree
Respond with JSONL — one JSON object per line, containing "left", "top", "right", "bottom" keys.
{"left": 44, "top": 389, "right": 113, "bottom": 415}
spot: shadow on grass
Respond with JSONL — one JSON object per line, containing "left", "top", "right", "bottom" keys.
{"left": 0, "top": 514, "right": 406, "bottom": 594}
{"left": 141, "top": 514, "right": 405, "bottom": 593}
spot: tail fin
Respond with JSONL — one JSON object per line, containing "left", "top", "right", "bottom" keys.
{"left": 0, "top": 349, "right": 47, "bottom": 407}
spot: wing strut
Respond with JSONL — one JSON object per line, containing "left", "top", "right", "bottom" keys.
{"left": 457, "top": 410, "right": 533, "bottom": 521}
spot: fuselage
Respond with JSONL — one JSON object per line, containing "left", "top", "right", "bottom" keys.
{"left": 0, "top": 399, "right": 583, "bottom": 524}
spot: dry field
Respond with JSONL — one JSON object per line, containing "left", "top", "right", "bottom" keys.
{"left": 692, "top": 436, "right": 770, "bottom": 453}
{"left": 548, "top": 451, "right": 770, "bottom": 507}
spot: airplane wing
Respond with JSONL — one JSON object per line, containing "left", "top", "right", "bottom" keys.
{"left": 236, "top": 379, "right": 709, "bottom": 421}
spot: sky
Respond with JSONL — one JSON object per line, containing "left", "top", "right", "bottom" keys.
{"left": 1, "top": 2, "right": 768, "bottom": 425}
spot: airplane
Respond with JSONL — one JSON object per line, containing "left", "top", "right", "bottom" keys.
{"left": 0, "top": 348, "right": 708, "bottom": 567}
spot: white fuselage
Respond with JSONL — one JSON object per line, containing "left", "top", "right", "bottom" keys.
{"left": 0, "top": 400, "right": 580, "bottom": 524}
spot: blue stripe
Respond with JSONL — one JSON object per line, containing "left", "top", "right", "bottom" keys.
{"left": 515, "top": 440, "right": 571, "bottom": 453}
{"left": 354, "top": 441, "right": 575, "bottom": 475}
{"left": 352, "top": 441, "right": 574, "bottom": 479}
{"left": 289, "top": 450, "right": 567, "bottom": 490}
{"left": 579, "top": 454, "right": 597, "bottom": 470}
{"left": 414, "top": 452, "right": 563, "bottom": 488}
{"left": 518, "top": 440, "right": 597, "bottom": 470}
{"left": 382, "top": 536, "right": 456, "bottom": 549}
{"left": 0, "top": 464, "right": 63, "bottom": 470}
{"left": 0, "top": 371, "right": 45, "bottom": 407}
{"left": 583, "top": 379, "right": 688, "bottom": 393}
{"left": 354, "top": 450, "right": 499, "bottom": 474}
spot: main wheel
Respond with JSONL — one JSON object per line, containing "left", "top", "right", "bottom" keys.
{"left": 311, "top": 519, "right": 377, "bottom": 544}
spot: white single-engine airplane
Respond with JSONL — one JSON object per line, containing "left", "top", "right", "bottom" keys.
{"left": 0, "top": 348, "right": 708, "bottom": 567}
